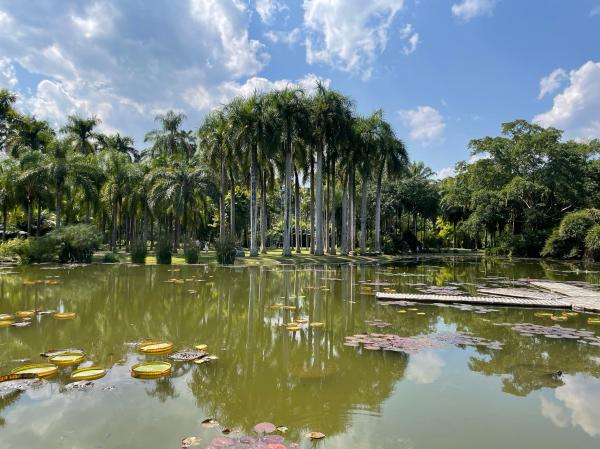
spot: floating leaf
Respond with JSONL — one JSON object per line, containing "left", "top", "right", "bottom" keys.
{"left": 276, "top": 426, "right": 288, "bottom": 433}
{"left": 53, "top": 312, "right": 76, "bottom": 320}
{"left": 310, "top": 322, "right": 324, "bottom": 328}
{"left": 50, "top": 352, "right": 85, "bottom": 366}
{"left": 194, "top": 344, "right": 208, "bottom": 351}
{"left": 287, "top": 326, "right": 301, "bottom": 332}
{"left": 169, "top": 350, "right": 206, "bottom": 362}
{"left": 71, "top": 367, "right": 107, "bottom": 381}
{"left": 41, "top": 348, "right": 83, "bottom": 358}
{"left": 138, "top": 341, "right": 174, "bottom": 354}
{"left": 306, "top": 431, "right": 325, "bottom": 440}
{"left": 15, "top": 310, "right": 35, "bottom": 318}
{"left": 254, "top": 422, "right": 276, "bottom": 433}
{"left": 181, "top": 436, "right": 201, "bottom": 448}
{"left": 131, "top": 361, "right": 171, "bottom": 379}
{"left": 10, "top": 364, "right": 58, "bottom": 379}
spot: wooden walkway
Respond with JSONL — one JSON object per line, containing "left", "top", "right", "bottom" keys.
{"left": 377, "top": 280, "right": 600, "bottom": 313}
{"left": 376, "top": 292, "right": 571, "bottom": 309}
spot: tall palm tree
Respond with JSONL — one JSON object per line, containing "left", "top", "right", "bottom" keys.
{"left": 144, "top": 111, "right": 187, "bottom": 159}
{"left": 199, "top": 110, "right": 231, "bottom": 242}
{"left": 6, "top": 115, "right": 54, "bottom": 156}
{"left": 16, "top": 149, "right": 46, "bottom": 234}
{"left": 96, "top": 133, "right": 138, "bottom": 161}
{"left": 0, "top": 89, "right": 17, "bottom": 154}
{"left": 101, "top": 150, "right": 133, "bottom": 250}
{"left": 373, "top": 120, "right": 408, "bottom": 253}
{"left": 268, "top": 88, "right": 308, "bottom": 256}
{"left": 0, "top": 158, "right": 18, "bottom": 240}
{"left": 61, "top": 115, "right": 100, "bottom": 154}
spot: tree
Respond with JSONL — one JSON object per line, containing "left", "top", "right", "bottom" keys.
{"left": 61, "top": 115, "right": 100, "bottom": 155}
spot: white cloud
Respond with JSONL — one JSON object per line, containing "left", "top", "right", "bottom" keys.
{"left": 406, "top": 352, "right": 444, "bottom": 384}
{"left": 435, "top": 166, "right": 456, "bottom": 179}
{"left": 540, "top": 397, "right": 569, "bottom": 429}
{"left": 591, "top": 5, "right": 600, "bottom": 16}
{"left": 185, "top": 73, "right": 330, "bottom": 111}
{"left": 402, "top": 33, "right": 419, "bottom": 55}
{"left": 538, "top": 68, "right": 567, "bottom": 99}
{"left": 534, "top": 61, "right": 600, "bottom": 141}
{"left": 0, "top": 0, "right": 272, "bottom": 146}
{"left": 398, "top": 105, "right": 446, "bottom": 142}
{"left": 552, "top": 375, "right": 600, "bottom": 437}
{"left": 451, "top": 0, "right": 496, "bottom": 21}
{"left": 303, "top": 0, "right": 406, "bottom": 80}
{"left": 255, "top": 0, "right": 286, "bottom": 23}
{"left": 0, "top": 56, "right": 17, "bottom": 87}
{"left": 265, "top": 28, "right": 301, "bottom": 46}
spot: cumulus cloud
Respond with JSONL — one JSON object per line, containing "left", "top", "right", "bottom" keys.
{"left": 265, "top": 28, "right": 301, "bottom": 46}
{"left": 303, "top": 0, "right": 406, "bottom": 80}
{"left": 185, "top": 73, "right": 330, "bottom": 111}
{"left": 406, "top": 352, "right": 444, "bottom": 384}
{"left": 534, "top": 61, "right": 600, "bottom": 141}
{"left": 399, "top": 24, "right": 419, "bottom": 55}
{"left": 255, "top": 0, "right": 286, "bottom": 23}
{"left": 451, "top": 0, "right": 496, "bottom": 21}
{"left": 0, "top": 0, "right": 271, "bottom": 145}
{"left": 398, "top": 106, "right": 446, "bottom": 142}
{"left": 435, "top": 166, "right": 456, "bottom": 180}
{"left": 550, "top": 374, "right": 600, "bottom": 437}
{"left": 538, "top": 68, "right": 567, "bottom": 99}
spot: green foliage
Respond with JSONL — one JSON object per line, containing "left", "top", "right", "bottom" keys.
{"left": 130, "top": 239, "right": 147, "bottom": 264}
{"left": 0, "top": 239, "right": 31, "bottom": 262}
{"left": 1, "top": 225, "right": 101, "bottom": 263}
{"left": 103, "top": 252, "right": 120, "bottom": 263}
{"left": 51, "top": 224, "right": 102, "bottom": 263}
{"left": 184, "top": 243, "right": 199, "bottom": 264}
{"left": 381, "top": 234, "right": 410, "bottom": 255}
{"left": 214, "top": 234, "right": 237, "bottom": 264}
{"left": 541, "top": 209, "right": 600, "bottom": 259}
{"left": 156, "top": 237, "right": 172, "bottom": 264}
{"left": 584, "top": 224, "right": 600, "bottom": 261}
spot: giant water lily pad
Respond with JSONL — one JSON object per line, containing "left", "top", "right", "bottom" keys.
{"left": 71, "top": 367, "right": 107, "bottom": 381}
{"left": 169, "top": 350, "right": 207, "bottom": 362}
{"left": 131, "top": 361, "right": 172, "bottom": 379}
{"left": 138, "top": 341, "right": 174, "bottom": 354}
{"left": 41, "top": 348, "right": 83, "bottom": 358}
{"left": 53, "top": 312, "right": 76, "bottom": 320}
{"left": 15, "top": 310, "right": 35, "bottom": 318}
{"left": 11, "top": 364, "right": 58, "bottom": 378}
{"left": 49, "top": 352, "right": 85, "bottom": 366}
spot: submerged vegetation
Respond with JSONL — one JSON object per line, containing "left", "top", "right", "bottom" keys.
{"left": 1, "top": 87, "right": 599, "bottom": 263}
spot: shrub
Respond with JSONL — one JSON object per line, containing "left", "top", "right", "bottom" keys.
{"left": 52, "top": 224, "right": 102, "bottom": 263}
{"left": 103, "top": 252, "right": 120, "bottom": 263}
{"left": 0, "top": 238, "right": 31, "bottom": 263}
{"left": 584, "top": 224, "right": 600, "bottom": 261}
{"left": 156, "top": 237, "right": 172, "bottom": 264}
{"left": 542, "top": 209, "right": 600, "bottom": 259}
{"left": 130, "top": 239, "right": 147, "bottom": 264}
{"left": 214, "top": 234, "right": 237, "bottom": 264}
{"left": 184, "top": 243, "right": 199, "bottom": 264}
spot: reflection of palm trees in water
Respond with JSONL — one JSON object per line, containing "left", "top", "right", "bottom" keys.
{"left": 187, "top": 266, "right": 409, "bottom": 441}
{"left": 146, "top": 377, "right": 178, "bottom": 402}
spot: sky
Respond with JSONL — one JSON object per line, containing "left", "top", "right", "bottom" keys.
{"left": 0, "top": 0, "right": 599, "bottom": 178}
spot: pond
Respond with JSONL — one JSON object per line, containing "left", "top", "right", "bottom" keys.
{"left": 1, "top": 256, "right": 600, "bottom": 449}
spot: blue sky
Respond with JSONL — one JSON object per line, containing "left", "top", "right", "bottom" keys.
{"left": 0, "top": 0, "right": 599, "bottom": 177}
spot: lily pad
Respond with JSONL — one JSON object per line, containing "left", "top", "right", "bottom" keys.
{"left": 49, "top": 352, "right": 85, "bottom": 366}
{"left": 138, "top": 341, "right": 174, "bottom": 354}
{"left": 53, "top": 312, "right": 76, "bottom": 320}
{"left": 168, "top": 350, "right": 207, "bottom": 362}
{"left": 11, "top": 364, "right": 58, "bottom": 378}
{"left": 71, "top": 367, "right": 107, "bottom": 381}
{"left": 306, "top": 431, "right": 325, "bottom": 440}
{"left": 131, "top": 361, "right": 172, "bottom": 379}
{"left": 254, "top": 422, "right": 276, "bottom": 433}
{"left": 15, "top": 310, "right": 35, "bottom": 318}
{"left": 194, "top": 344, "right": 208, "bottom": 350}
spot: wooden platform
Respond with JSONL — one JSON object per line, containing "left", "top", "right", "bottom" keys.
{"left": 377, "top": 281, "right": 600, "bottom": 313}
{"left": 376, "top": 292, "right": 570, "bottom": 309}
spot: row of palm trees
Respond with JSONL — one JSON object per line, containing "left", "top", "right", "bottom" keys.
{"left": 0, "top": 84, "right": 410, "bottom": 256}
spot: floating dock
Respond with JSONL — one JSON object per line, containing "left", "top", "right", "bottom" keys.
{"left": 376, "top": 281, "right": 600, "bottom": 313}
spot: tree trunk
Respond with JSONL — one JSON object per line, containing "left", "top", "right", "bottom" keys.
{"left": 230, "top": 173, "right": 235, "bottom": 237}
{"left": 360, "top": 171, "right": 368, "bottom": 254}
{"left": 249, "top": 144, "right": 258, "bottom": 257}
{"left": 55, "top": 187, "right": 62, "bottom": 229}
{"left": 349, "top": 165, "right": 356, "bottom": 254}
{"left": 294, "top": 168, "right": 301, "bottom": 254}
{"left": 282, "top": 145, "right": 292, "bottom": 256}
{"left": 374, "top": 167, "right": 383, "bottom": 253}
{"left": 36, "top": 200, "right": 41, "bottom": 236}
{"left": 329, "top": 156, "right": 336, "bottom": 255}
{"left": 309, "top": 154, "right": 315, "bottom": 254}
{"left": 341, "top": 173, "right": 348, "bottom": 255}
{"left": 111, "top": 197, "right": 117, "bottom": 251}
{"left": 315, "top": 142, "right": 324, "bottom": 256}
{"left": 219, "top": 150, "right": 226, "bottom": 241}
{"left": 2, "top": 204, "right": 7, "bottom": 241}
{"left": 260, "top": 169, "right": 267, "bottom": 254}
{"left": 26, "top": 196, "right": 32, "bottom": 236}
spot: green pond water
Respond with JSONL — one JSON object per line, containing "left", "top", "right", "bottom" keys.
{"left": 1, "top": 256, "right": 600, "bottom": 449}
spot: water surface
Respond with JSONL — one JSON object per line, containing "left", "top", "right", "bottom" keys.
{"left": 1, "top": 256, "right": 599, "bottom": 449}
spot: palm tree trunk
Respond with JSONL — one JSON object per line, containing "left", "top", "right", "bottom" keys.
{"left": 360, "top": 172, "right": 368, "bottom": 254}
{"left": 282, "top": 146, "right": 292, "bottom": 256}
{"left": 219, "top": 150, "right": 226, "bottom": 241}
{"left": 260, "top": 169, "right": 267, "bottom": 254}
{"left": 2, "top": 204, "right": 7, "bottom": 241}
{"left": 309, "top": 154, "right": 315, "bottom": 254}
{"left": 315, "top": 142, "right": 324, "bottom": 256}
{"left": 111, "top": 197, "right": 117, "bottom": 251}
{"left": 374, "top": 167, "right": 383, "bottom": 253}
{"left": 341, "top": 173, "right": 348, "bottom": 255}
{"left": 349, "top": 164, "right": 356, "bottom": 254}
{"left": 26, "top": 196, "right": 32, "bottom": 236}
{"left": 294, "top": 168, "right": 301, "bottom": 253}
{"left": 249, "top": 144, "right": 258, "bottom": 257}
{"left": 230, "top": 172, "right": 235, "bottom": 237}
{"left": 329, "top": 156, "right": 336, "bottom": 255}
{"left": 36, "top": 200, "right": 41, "bottom": 236}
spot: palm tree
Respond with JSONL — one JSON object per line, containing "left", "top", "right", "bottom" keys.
{"left": 16, "top": 149, "right": 46, "bottom": 235}
{"left": 199, "top": 110, "right": 231, "bottom": 242}
{"left": 0, "top": 158, "right": 18, "bottom": 240}
{"left": 373, "top": 120, "right": 408, "bottom": 253}
{"left": 144, "top": 111, "right": 187, "bottom": 159}
{"left": 0, "top": 89, "right": 17, "bottom": 154}
{"left": 101, "top": 150, "right": 133, "bottom": 250}
{"left": 96, "top": 133, "right": 138, "bottom": 161}
{"left": 61, "top": 115, "right": 100, "bottom": 154}
{"left": 268, "top": 88, "right": 308, "bottom": 256}
{"left": 6, "top": 115, "right": 54, "bottom": 156}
